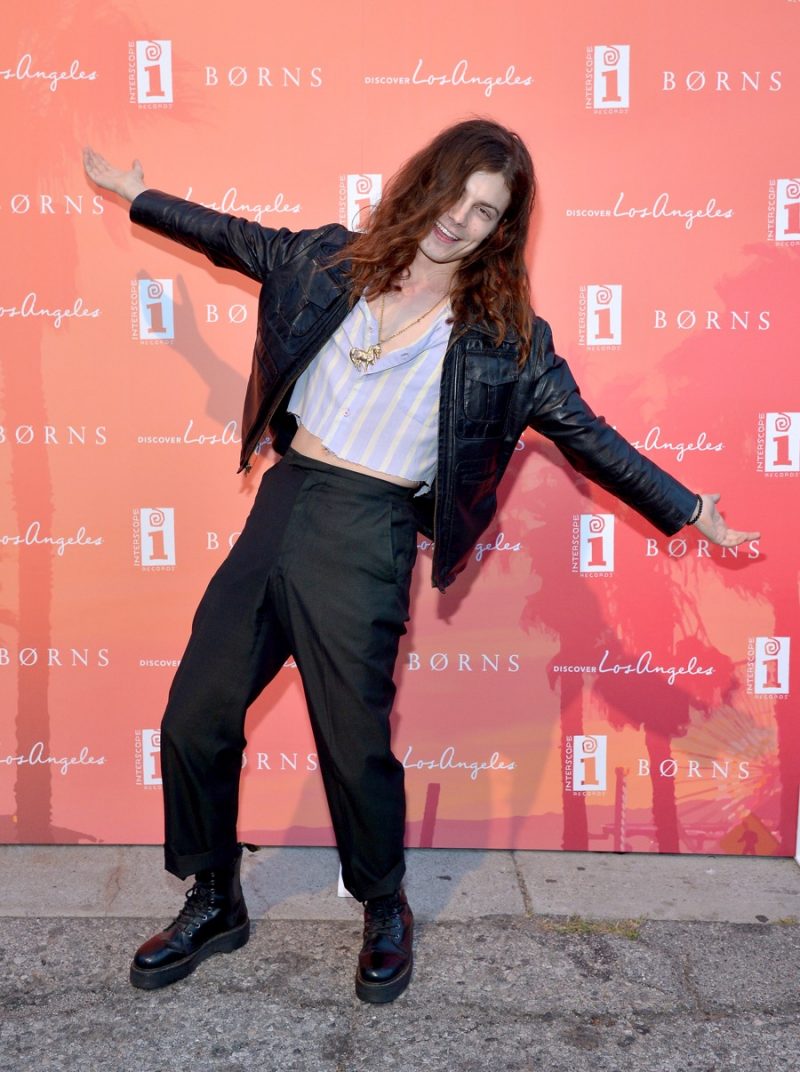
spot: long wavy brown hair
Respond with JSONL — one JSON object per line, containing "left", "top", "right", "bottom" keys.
{"left": 341, "top": 118, "right": 536, "bottom": 364}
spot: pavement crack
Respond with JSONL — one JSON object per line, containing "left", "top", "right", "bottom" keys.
{"left": 103, "top": 859, "right": 124, "bottom": 910}
{"left": 511, "top": 851, "right": 535, "bottom": 918}
{"left": 334, "top": 994, "right": 359, "bottom": 1071}
{"left": 678, "top": 947, "right": 709, "bottom": 1013}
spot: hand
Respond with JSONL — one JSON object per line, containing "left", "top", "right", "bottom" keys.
{"left": 693, "top": 493, "right": 760, "bottom": 547}
{"left": 83, "top": 147, "right": 147, "bottom": 202}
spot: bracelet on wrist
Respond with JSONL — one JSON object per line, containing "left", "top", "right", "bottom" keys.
{"left": 688, "top": 494, "right": 703, "bottom": 525}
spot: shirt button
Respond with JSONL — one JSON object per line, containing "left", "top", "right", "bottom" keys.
{"left": 343, "top": 409, "right": 350, "bottom": 417}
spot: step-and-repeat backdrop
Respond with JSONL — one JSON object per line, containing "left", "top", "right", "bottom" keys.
{"left": 1, "top": 1, "right": 798, "bottom": 857}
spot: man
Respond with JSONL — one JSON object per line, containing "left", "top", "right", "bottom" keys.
{"left": 83, "top": 120, "right": 756, "bottom": 1004}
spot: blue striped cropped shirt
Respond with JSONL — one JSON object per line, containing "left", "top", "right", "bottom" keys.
{"left": 287, "top": 296, "right": 451, "bottom": 487}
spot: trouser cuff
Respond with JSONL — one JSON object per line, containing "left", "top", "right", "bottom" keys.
{"left": 345, "top": 857, "right": 406, "bottom": 903}
{"left": 164, "top": 843, "right": 240, "bottom": 880}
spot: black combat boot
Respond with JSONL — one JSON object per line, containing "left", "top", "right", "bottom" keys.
{"left": 355, "top": 888, "right": 413, "bottom": 1004}
{"left": 130, "top": 846, "right": 250, "bottom": 989}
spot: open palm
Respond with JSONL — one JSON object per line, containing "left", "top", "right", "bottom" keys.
{"left": 83, "top": 147, "right": 146, "bottom": 202}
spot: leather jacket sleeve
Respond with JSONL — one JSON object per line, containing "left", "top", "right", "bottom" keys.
{"left": 526, "top": 321, "right": 698, "bottom": 535}
{"left": 129, "top": 189, "right": 328, "bottom": 282}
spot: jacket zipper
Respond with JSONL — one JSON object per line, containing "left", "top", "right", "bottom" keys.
{"left": 239, "top": 362, "right": 311, "bottom": 473}
{"left": 239, "top": 294, "right": 351, "bottom": 473}
{"left": 431, "top": 333, "right": 461, "bottom": 591}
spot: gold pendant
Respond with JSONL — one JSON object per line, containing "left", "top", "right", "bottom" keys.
{"left": 349, "top": 344, "right": 382, "bottom": 372}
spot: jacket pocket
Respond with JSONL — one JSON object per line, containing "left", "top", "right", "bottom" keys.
{"left": 271, "top": 266, "right": 344, "bottom": 341}
{"left": 459, "top": 353, "right": 519, "bottom": 439}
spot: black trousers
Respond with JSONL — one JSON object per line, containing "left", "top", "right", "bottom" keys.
{"left": 158, "top": 448, "right": 418, "bottom": 901}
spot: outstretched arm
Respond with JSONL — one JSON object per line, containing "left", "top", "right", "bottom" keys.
{"left": 526, "top": 322, "right": 760, "bottom": 547}
{"left": 82, "top": 146, "right": 336, "bottom": 282}
{"left": 83, "top": 147, "right": 147, "bottom": 202}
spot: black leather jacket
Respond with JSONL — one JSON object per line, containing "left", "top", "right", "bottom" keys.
{"left": 130, "top": 190, "right": 696, "bottom": 591}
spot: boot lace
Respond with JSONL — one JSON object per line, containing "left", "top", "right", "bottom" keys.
{"left": 172, "top": 880, "right": 215, "bottom": 933}
{"left": 363, "top": 894, "right": 404, "bottom": 942}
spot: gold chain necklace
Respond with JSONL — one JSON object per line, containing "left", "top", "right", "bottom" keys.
{"left": 349, "top": 292, "right": 447, "bottom": 372}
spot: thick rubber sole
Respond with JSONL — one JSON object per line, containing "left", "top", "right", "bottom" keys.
{"left": 129, "top": 917, "right": 250, "bottom": 990}
{"left": 355, "top": 955, "right": 413, "bottom": 1004}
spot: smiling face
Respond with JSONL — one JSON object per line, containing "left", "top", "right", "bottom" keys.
{"left": 418, "top": 170, "right": 512, "bottom": 266}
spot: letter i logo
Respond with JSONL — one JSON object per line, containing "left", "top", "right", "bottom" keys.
{"left": 765, "top": 413, "right": 800, "bottom": 472}
{"left": 137, "top": 279, "right": 175, "bottom": 341}
{"left": 139, "top": 508, "right": 176, "bottom": 567}
{"left": 346, "top": 175, "right": 382, "bottom": 231}
{"left": 750, "top": 634, "right": 789, "bottom": 694}
{"left": 775, "top": 180, "right": 800, "bottom": 240}
{"left": 142, "top": 729, "right": 162, "bottom": 785}
{"left": 579, "top": 514, "right": 615, "bottom": 573}
{"left": 593, "top": 45, "right": 630, "bottom": 109}
{"left": 586, "top": 286, "right": 622, "bottom": 346}
{"left": 754, "top": 637, "right": 790, "bottom": 695}
{"left": 573, "top": 735, "right": 607, "bottom": 791}
{"left": 135, "top": 41, "right": 173, "bottom": 103}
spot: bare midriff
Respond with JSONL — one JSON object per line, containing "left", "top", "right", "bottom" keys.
{"left": 291, "top": 425, "right": 422, "bottom": 489}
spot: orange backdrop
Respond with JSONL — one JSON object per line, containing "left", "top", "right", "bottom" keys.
{"left": 1, "top": 0, "right": 798, "bottom": 857}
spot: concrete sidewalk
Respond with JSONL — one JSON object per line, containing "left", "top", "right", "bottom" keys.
{"left": 1, "top": 846, "right": 799, "bottom": 1071}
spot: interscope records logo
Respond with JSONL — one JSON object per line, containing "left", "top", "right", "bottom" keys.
{"left": 131, "top": 279, "right": 174, "bottom": 341}
{"left": 565, "top": 734, "right": 607, "bottom": 793}
{"left": 132, "top": 508, "right": 176, "bottom": 569}
{"left": 578, "top": 285, "right": 622, "bottom": 348}
{"left": 134, "top": 729, "right": 162, "bottom": 786}
{"left": 757, "top": 413, "right": 800, "bottom": 474}
{"left": 768, "top": 179, "right": 800, "bottom": 242}
{"left": 747, "top": 637, "right": 791, "bottom": 697}
{"left": 585, "top": 45, "right": 630, "bottom": 111}
{"left": 338, "top": 174, "right": 382, "bottom": 230}
{"left": 571, "top": 514, "right": 615, "bottom": 575}
{"left": 129, "top": 40, "right": 173, "bottom": 105}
